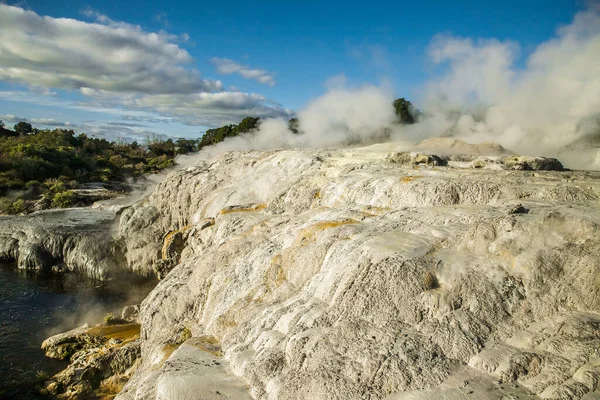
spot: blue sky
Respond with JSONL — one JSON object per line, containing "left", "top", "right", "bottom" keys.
{"left": 0, "top": 0, "right": 586, "bottom": 141}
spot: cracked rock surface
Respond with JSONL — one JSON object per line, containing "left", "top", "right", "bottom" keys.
{"left": 115, "top": 144, "right": 600, "bottom": 400}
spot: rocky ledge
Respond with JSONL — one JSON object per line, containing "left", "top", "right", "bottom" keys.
{"left": 45, "top": 140, "right": 600, "bottom": 399}
{"left": 0, "top": 208, "right": 123, "bottom": 280}
{"left": 40, "top": 316, "right": 142, "bottom": 399}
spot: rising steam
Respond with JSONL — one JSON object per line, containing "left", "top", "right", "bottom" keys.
{"left": 178, "top": 7, "right": 600, "bottom": 170}
{"left": 403, "top": 6, "right": 600, "bottom": 168}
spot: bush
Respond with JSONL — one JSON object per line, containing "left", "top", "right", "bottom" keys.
{"left": 51, "top": 190, "right": 75, "bottom": 208}
{"left": 10, "top": 199, "right": 26, "bottom": 214}
{"left": 14, "top": 121, "right": 33, "bottom": 135}
{"left": 0, "top": 198, "right": 12, "bottom": 214}
{"left": 0, "top": 198, "right": 29, "bottom": 214}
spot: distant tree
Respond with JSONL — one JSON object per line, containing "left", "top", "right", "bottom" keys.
{"left": 148, "top": 138, "right": 175, "bottom": 157}
{"left": 236, "top": 117, "right": 260, "bottom": 134}
{"left": 14, "top": 121, "right": 33, "bottom": 135}
{"left": 175, "top": 138, "right": 196, "bottom": 154}
{"left": 393, "top": 98, "right": 418, "bottom": 125}
{"left": 288, "top": 118, "right": 300, "bottom": 134}
{"left": 0, "top": 120, "right": 4, "bottom": 128}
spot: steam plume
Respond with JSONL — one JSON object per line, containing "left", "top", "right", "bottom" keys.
{"left": 398, "top": 7, "right": 600, "bottom": 168}
{"left": 179, "top": 7, "right": 600, "bottom": 170}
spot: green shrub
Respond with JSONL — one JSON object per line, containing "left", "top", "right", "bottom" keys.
{"left": 0, "top": 198, "right": 29, "bottom": 214}
{"left": 10, "top": 199, "right": 26, "bottom": 214}
{"left": 51, "top": 190, "right": 75, "bottom": 208}
{"left": 0, "top": 198, "right": 12, "bottom": 214}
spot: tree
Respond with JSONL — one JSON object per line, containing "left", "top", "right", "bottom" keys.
{"left": 148, "top": 138, "right": 175, "bottom": 157}
{"left": 236, "top": 117, "right": 260, "bottom": 134}
{"left": 0, "top": 120, "right": 4, "bottom": 128}
{"left": 175, "top": 138, "right": 196, "bottom": 154}
{"left": 393, "top": 98, "right": 418, "bottom": 125}
{"left": 288, "top": 118, "right": 300, "bottom": 134}
{"left": 14, "top": 121, "right": 33, "bottom": 135}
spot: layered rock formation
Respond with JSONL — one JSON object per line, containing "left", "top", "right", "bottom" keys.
{"left": 106, "top": 144, "right": 600, "bottom": 399}
{"left": 0, "top": 208, "right": 123, "bottom": 280}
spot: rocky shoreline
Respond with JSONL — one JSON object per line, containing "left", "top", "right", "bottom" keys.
{"left": 39, "top": 308, "right": 142, "bottom": 399}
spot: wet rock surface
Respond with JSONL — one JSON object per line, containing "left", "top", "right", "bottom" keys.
{"left": 106, "top": 144, "right": 600, "bottom": 400}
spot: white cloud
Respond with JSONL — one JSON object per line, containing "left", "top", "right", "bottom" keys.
{"left": 0, "top": 114, "right": 28, "bottom": 124}
{"left": 0, "top": 112, "right": 172, "bottom": 142}
{"left": 0, "top": 4, "right": 221, "bottom": 94}
{"left": 30, "top": 118, "right": 73, "bottom": 126}
{"left": 128, "top": 91, "right": 293, "bottom": 126}
{"left": 0, "top": 5, "right": 293, "bottom": 127}
{"left": 0, "top": 114, "right": 72, "bottom": 127}
{"left": 211, "top": 57, "right": 276, "bottom": 86}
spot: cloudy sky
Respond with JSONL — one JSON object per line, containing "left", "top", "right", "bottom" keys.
{"left": 0, "top": 0, "right": 583, "bottom": 141}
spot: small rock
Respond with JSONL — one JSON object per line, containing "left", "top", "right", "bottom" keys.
{"left": 507, "top": 204, "right": 528, "bottom": 214}
{"left": 121, "top": 304, "right": 140, "bottom": 322}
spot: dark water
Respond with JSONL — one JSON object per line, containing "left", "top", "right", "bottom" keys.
{"left": 0, "top": 263, "right": 155, "bottom": 399}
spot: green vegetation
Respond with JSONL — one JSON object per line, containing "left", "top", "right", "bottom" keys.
{"left": 1, "top": 98, "right": 416, "bottom": 214}
{"left": 198, "top": 116, "right": 260, "bottom": 147}
{"left": 0, "top": 126, "right": 202, "bottom": 214}
{"left": 288, "top": 117, "right": 300, "bottom": 134}
{"left": 393, "top": 97, "right": 419, "bottom": 124}
{"left": 14, "top": 121, "right": 33, "bottom": 135}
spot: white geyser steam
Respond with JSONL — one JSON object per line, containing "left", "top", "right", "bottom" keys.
{"left": 180, "top": 6, "right": 600, "bottom": 170}
{"left": 176, "top": 85, "right": 396, "bottom": 166}
{"left": 398, "top": 7, "right": 600, "bottom": 168}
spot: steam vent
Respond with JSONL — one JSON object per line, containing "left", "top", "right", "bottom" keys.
{"left": 42, "top": 139, "right": 594, "bottom": 400}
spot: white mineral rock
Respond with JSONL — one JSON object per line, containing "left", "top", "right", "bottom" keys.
{"left": 115, "top": 143, "right": 600, "bottom": 400}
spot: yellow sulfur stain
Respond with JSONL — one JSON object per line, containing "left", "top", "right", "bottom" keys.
{"left": 400, "top": 175, "right": 423, "bottom": 183}
{"left": 160, "top": 343, "right": 181, "bottom": 363}
{"left": 275, "top": 263, "right": 286, "bottom": 286}
{"left": 87, "top": 324, "right": 141, "bottom": 343}
{"left": 219, "top": 203, "right": 267, "bottom": 215}
{"left": 295, "top": 219, "right": 359, "bottom": 247}
{"left": 262, "top": 254, "right": 286, "bottom": 291}
{"left": 494, "top": 248, "right": 518, "bottom": 269}
{"left": 162, "top": 225, "right": 193, "bottom": 260}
